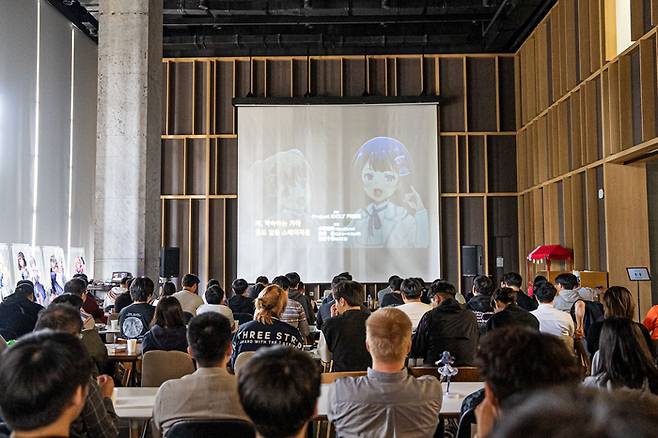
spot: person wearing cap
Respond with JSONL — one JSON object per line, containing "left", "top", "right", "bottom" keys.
{"left": 228, "top": 278, "right": 255, "bottom": 316}
{"left": 0, "top": 280, "right": 44, "bottom": 341}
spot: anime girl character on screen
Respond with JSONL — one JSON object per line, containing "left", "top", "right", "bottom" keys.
{"left": 349, "top": 136, "right": 429, "bottom": 248}
{"left": 17, "top": 252, "right": 29, "bottom": 281}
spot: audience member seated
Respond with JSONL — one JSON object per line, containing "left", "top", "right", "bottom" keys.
{"left": 113, "top": 277, "right": 134, "bottom": 314}
{"left": 319, "top": 280, "right": 372, "bottom": 371}
{"left": 152, "top": 281, "right": 176, "bottom": 307}
{"left": 103, "top": 275, "right": 131, "bottom": 312}
{"left": 153, "top": 313, "right": 249, "bottom": 437}
{"left": 272, "top": 275, "right": 310, "bottom": 339}
{"left": 228, "top": 278, "right": 255, "bottom": 316}
{"left": 501, "top": 272, "right": 537, "bottom": 311}
{"left": 487, "top": 386, "right": 658, "bottom": 438}
{"left": 286, "top": 272, "right": 316, "bottom": 325}
{"left": 172, "top": 274, "right": 204, "bottom": 316}
{"left": 553, "top": 273, "right": 594, "bottom": 312}
{"left": 396, "top": 278, "right": 432, "bottom": 330}
{"left": 377, "top": 275, "right": 401, "bottom": 305}
{"left": 247, "top": 275, "right": 269, "bottom": 299}
{"left": 33, "top": 305, "right": 118, "bottom": 438}
{"left": 472, "top": 327, "right": 582, "bottom": 437}
{"left": 586, "top": 286, "right": 653, "bottom": 357}
{"left": 49, "top": 294, "right": 108, "bottom": 374}
{"left": 0, "top": 331, "right": 96, "bottom": 438}
{"left": 584, "top": 318, "right": 658, "bottom": 397}
{"left": 486, "top": 287, "right": 539, "bottom": 332}
{"left": 466, "top": 275, "right": 495, "bottom": 332}
{"left": 412, "top": 280, "right": 478, "bottom": 366}
{"left": 74, "top": 274, "right": 106, "bottom": 324}
{"left": 238, "top": 346, "right": 320, "bottom": 438}
{"left": 530, "top": 282, "right": 575, "bottom": 349}
{"left": 327, "top": 308, "right": 442, "bottom": 437}
{"left": 197, "top": 285, "right": 237, "bottom": 331}
{"left": 142, "top": 297, "right": 189, "bottom": 354}
{"left": 0, "top": 280, "right": 43, "bottom": 341}
{"left": 118, "top": 277, "right": 155, "bottom": 339}
{"left": 231, "top": 285, "right": 304, "bottom": 366}
{"left": 380, "top": 276, "right": 404, "bottom": 307}
{"left": 316, "top": 275, "right": 346, "bottom": 330}
{"left": 65, "top": 278, "right": 96, "bottom": 331}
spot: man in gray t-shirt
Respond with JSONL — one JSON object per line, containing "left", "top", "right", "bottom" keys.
{"left": 327, "top": 307, "right": 442, "bottom": 438}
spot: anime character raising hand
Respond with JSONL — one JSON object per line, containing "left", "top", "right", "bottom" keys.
{"left": 349, "top": 137, "right": 429, "bottom": 248}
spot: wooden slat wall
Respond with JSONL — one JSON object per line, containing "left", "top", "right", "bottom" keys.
{"left": 516, "top": 0, "right": 658, "bottom": 285}
{"left": 162, "top": 54, "right": 517, "bottom": 294}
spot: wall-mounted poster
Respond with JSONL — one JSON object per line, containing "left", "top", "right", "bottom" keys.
{"left": 11, "top": 244, "right": 48, "bottom": 306}
{"left": 42, "top": 246, "right": 67, "bottom": 300}
{"left": 0, "top": 244, "right": 13, "bottom": 301}
{"left": 68, "top": 247, "right": 87, "bottom": 279}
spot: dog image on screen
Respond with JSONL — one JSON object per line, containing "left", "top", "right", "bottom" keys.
{"left": 349, "top": 137, "right": 429, "bottom": 248}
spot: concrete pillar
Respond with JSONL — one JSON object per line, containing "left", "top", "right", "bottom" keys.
{"left": 94, "top": 0, "right": 162, "bottom": 281}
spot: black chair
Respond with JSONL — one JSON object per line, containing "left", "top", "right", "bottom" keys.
{"left": 233, "top": 312, "right": 253, "bottom": 326}
{"left": 165, "top": 419, "right": 255, "bottom": 438}
{"left": 456, "top": 407, "right": 476, "bottom": 438}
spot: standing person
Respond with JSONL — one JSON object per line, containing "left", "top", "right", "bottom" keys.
{"left": 286, "top": 272, "right": 315, "bottom": 325}
{"left": 231, "top": 285, "right": 304, "bottom": 366}
{"left": 153, "top": 313, "right": 249, "bottom": 436}
{"left": 172, "top": 274, "right": 204, "bottom": 316}
{"left": 103, "top": 275, "right": 131, "bottom": 311}
{"left": 486, "top": 288, "right": 540, "bottom": 332}
{"left": 466, "top": 275, "right": 495, "bottom": 333}
{"left": 327, "top": 308, "right": 442, "bottom": 437}
{"left": 228, "top": 278, "right": 255, "bottom": 316}
{"left": 0, "top": 331, "right": 94, "bottom": 438}
{"left": 272, "top": 275, "right": 310, "bottom": 339}
{"left": 396, "top": 278, "right": 432, "bottom": 330}
{"left": 530, "top": 282, "right": 575, "bottom": 349}
{"left": 319, "top": 281, "right": 372, "bottom": 371}
{"left": 119, "top": 277, "right": 156, "bottom": 339}
{"left": 0, "top": 280, "right": 43, "bottom": 341}
{"left": 501, "top": 272, "right": 537, "bottom": 311}
{"left": 238, "top": 346, "right": 321, "bottom": 438}
{"left": 142, "top": 297, "right": 189, "bottom": 354}
{"left": 33, "top": 305, "right": 119, "bottom": 438}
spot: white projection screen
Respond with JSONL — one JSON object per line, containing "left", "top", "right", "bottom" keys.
{"left": 237, "top": 104, "right": 440, "bottom": 282}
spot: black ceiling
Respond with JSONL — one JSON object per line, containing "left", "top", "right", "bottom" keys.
{"left": 53, "top": 0, "right": 556, "bottom": 57}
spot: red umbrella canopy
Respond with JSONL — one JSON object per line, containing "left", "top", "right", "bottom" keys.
{"left": 527, "top": 245, "right": 573, "bottom": 261}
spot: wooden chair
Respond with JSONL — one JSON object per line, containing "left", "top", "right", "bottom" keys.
{"left": 141, "top": 350, "right": 196, "bottom": 387}
{"left": 233, "top": 351, "right": 256, "bottom": 376}
{"left": 409, "top": 366, "right": 481, "bottom": 382}
{"left": 320, "top": 370, "right": 367, "bottom": 384}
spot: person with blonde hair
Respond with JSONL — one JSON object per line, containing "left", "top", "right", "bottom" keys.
{"left": 230, "top": 284, "right": 304, "bottom": 367}
{"left": 326, "top": 307, "right": 443, "bottom": 438}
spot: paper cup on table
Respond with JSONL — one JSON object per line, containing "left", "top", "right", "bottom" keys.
{"left": 127, "top": 339, "right": 138, "bottom": 355}
{"left": 110, "top": 320, "right": 119, "bottom": 331}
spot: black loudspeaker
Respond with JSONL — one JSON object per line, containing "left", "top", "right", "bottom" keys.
{"left": 461, "top": 245, "right": 483, "bottom": 277}
{"left": 159, "top": 247, "right": 180, "bottom": 278}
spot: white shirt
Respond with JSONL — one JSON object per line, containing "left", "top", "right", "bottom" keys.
{"left": 172, "top": 290, "right": 204, "bottom": 316}
{"left": 531, "top": 303, "right": 575, "bottom": 348}
{"left": 197, "top": 304, "right": 237, "bottom": 332}
{"left": 396, "top": 301, "right": 433, "bottom": 330}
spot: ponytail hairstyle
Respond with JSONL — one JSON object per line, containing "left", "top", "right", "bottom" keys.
{"left": 254, "top": 285, "right": 288, "bottom": 325}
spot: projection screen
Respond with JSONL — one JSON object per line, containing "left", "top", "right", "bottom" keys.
{"left": 237, "top": 104, "right": 439, "bottom": 282}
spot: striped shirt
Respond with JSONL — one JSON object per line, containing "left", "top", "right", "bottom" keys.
{"left": 281, "top": 299, "right": 310, "bottom": 338}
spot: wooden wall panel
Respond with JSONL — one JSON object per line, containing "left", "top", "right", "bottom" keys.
{"left": 266, "top": 60, "right": 292, "bottom": 97}
{"left": 640, "top": 37, "right": 657, "bottom": 141}
{"left": 467, "top": 58, "right": 497, "bottom": 131}
{"left": 488, "top": 135, "right": 517, "bottom": 193}
{"left": 440, "top": 136, "right": 457, "bottom": 193}
{"left": 499, "top": 57, "right": 517, "bottom": 131}
{"left": 441, "top": 198, "right": 459, "bottom": 289}
{"left": 468, "top": 136, "right": 486, "bottom": 193}
{"left": 439, "top": 58, "right": 466, "bottom": 132}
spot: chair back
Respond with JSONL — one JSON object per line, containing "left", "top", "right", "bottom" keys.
{"left": 233, "top": 351, "right": 256, "bottom": 376}
{"left": 233, "top": 312, "right": 253, "bottom": 326}
{"left": 165, "top": 419, "right": 255, "bottom": 438}
{"left": 141, "top": 350, "right": 195, "bottom": 387}
{"left": 409, "top": 366, "right": 481, "bottom": 382}
{"left": 456, "top": 407, "right": 476, "bottom": 438}
{"left": 320, "top": 371, "right": 367, "bottom": 384}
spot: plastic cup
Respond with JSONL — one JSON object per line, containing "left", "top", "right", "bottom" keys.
{"left": 110, "top": 320, "right": 119, "bottom": 331}
{"left": 127, "top": 339, "right": 137, "bottom": 355}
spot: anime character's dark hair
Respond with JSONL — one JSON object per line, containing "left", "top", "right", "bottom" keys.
{"left": 353, "top": 137, "right": 413, "bottom": 176}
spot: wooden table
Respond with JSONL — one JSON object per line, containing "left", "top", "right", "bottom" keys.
{"left": 106, "top": 344, "right": 141, "bottom": 386}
